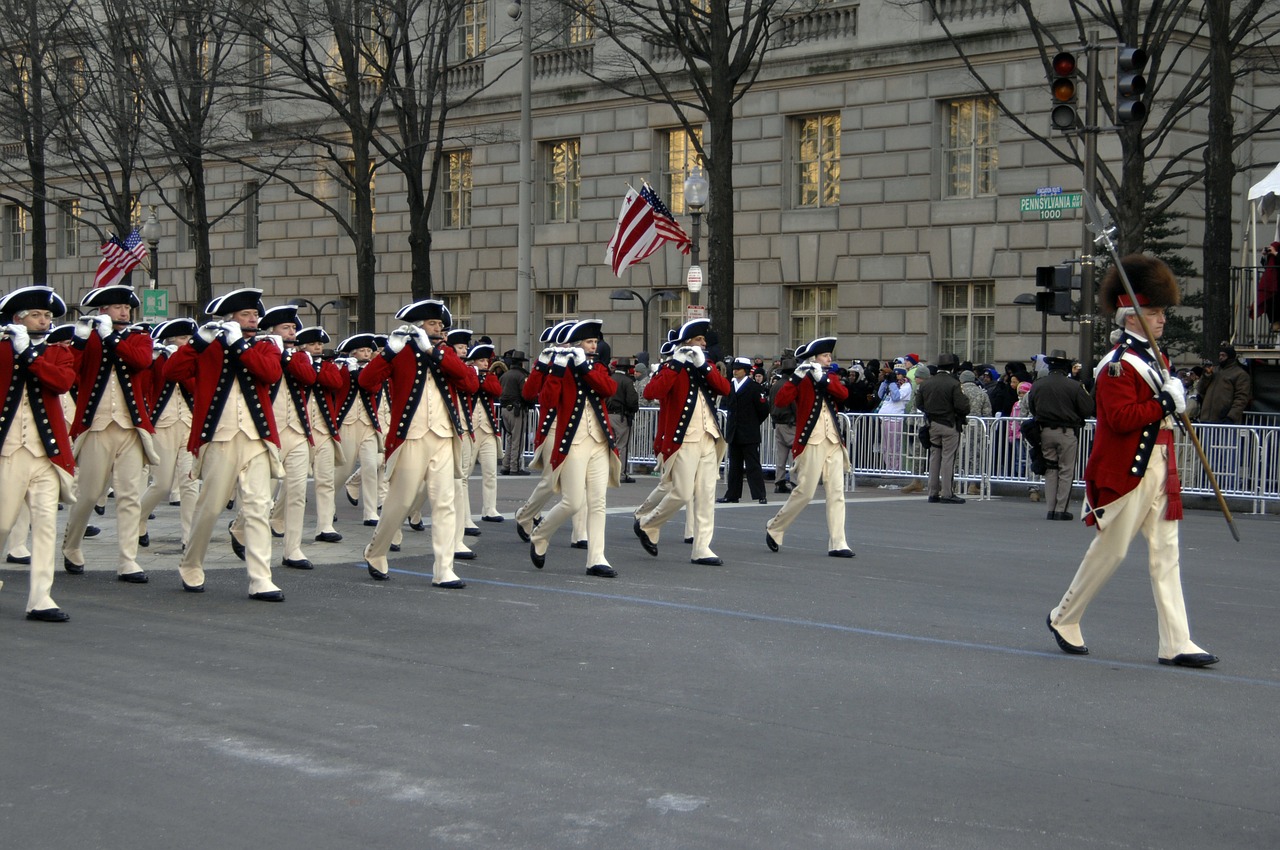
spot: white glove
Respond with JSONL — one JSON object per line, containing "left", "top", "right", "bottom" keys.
{"left": 689, "top": 346, "right": 706, "bottom": 368}
{"left": 386, "top": 329, "right": 408, "bottom": 355}
{"left": 7, "top": 324, "right": 29, "bottom": 354}
{"left": 1162, "top": 373, "right": 1187, "bottom": 415}
{"left": 197, "top": 322, "right": 222, "bottom": 344}
{"left": 671, "top": 346, "right": 691, "bottom": 365}
{"left": 341, "top": 357, "right": 359, "bottom": 370}
{"left": 75, "top": 317, "right": 95, "bottom": 340}
{"left": 95, "top": 314, "right": 113, "bottom": 339}
{"left": 260, "top": 334, "right": 283, "bottom": 351}
{"left": 408, "top": 326, "right": 430, "bottom": 351}
{"left": 152, "top": 341, "right": 165, "bottom": 359}
{"left": 552, "top": 349, "right": 572, "bottom": 368}
{"left": 813, "top": 364, "right": 829, "bottom": 383}
{"left": 538, "top": 347, "right": 554, "bottom": 366}
{"left": 570, "top": 347, "right": 587, "bottom": 367}
{"left": 221, "top": 321, "right": 244, "bottom": 343}
{"left": 164, "top": 344, "right": 178, "bottom": 356}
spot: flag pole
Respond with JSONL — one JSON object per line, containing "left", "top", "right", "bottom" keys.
{"left": 1083, "top": 193, "right": 1240, "bottom": 542}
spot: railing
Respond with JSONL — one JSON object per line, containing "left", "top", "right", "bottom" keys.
{"left": 1231, "top": 264, "right": 1278, "bottom": 350}
{"left": 534, "top": 43, "right": 593, "bottom": 78}
{"left": 503, "top": 407, "right": 1280, "bottom": 512}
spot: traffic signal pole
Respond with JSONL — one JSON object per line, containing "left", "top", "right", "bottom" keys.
{"left": 1078, "top": 31, "right": 1101, "bottom": 378}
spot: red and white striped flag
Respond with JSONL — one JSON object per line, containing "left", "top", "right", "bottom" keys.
{"left": 93, "top": 228, "right": 147, "bottom": 288}
{"left": 605, "top": 184, "right": 691, "bottom": 277}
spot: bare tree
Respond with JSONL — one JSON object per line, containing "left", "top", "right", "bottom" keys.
{"left": 552, "top": 0, "right": 823, "bottom": 348}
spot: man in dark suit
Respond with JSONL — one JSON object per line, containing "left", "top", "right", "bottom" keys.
{"left": 719, "top": 356, "right": 769, "bottom": 504}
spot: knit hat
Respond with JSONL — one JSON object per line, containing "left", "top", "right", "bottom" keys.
{"left": 959, "top": 370, "right": 977, "bottom": 384}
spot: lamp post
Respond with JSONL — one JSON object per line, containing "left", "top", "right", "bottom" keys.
{"left": 140, "top": 206, "right": 161, "bottom": 289}
{"left": 289, "top": 297, "right": 342, "bottom": 327}
{"left": 683, "top": 166, "right": 709, "bottom": 309}
{"left": 507, "top": 0, "right": 533, "bottom": 357}
{"left": 610, "top": 288, "right": 677, "bottom": 357}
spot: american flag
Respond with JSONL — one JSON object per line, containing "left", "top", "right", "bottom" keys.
{"left": 605, "top": 183, "right": 691, "bottom": 277}
{"left": 93, "top": 228, "right": 148, "bottom": 289}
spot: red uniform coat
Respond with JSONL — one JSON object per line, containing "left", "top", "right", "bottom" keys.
{"left": 146, "top": 350, "right": 196, "bottom": 421}
{"left": 774, "top": 370, "right": 849, "bottom": 456}
{"left": 1083, "top": 338, "right": 1182, "bottom": 526}
{"left": 522, "top": 360, "right": 557, "bottom": 448}
{"left": 358, "top": 341, "right": 479, "bottom": 459}
{"left": 164, "top": 335, "right": 285, "bottom": 453}
{"left": 310, "top": 358, "right": 346, "bottom": 438}
{"left": 471, "top": 371, "right": 503, "bottom": 434}
{"left": 643, "top": 359, "right": 731, "bottom": 460}
{"left": 543, "top": 360, "right": 617, "bottom": 469}
{"left": 334, "top": 364, "right": 383, "bottom": 432}
{"left": 0, "top": 340, "right": 77, "bottom": 475}
{"left": 69, "top": 329, "right": 155, "bottom": 438}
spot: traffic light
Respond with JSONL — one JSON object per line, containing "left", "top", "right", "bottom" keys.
{"left": 1035, "top": 265, "right": 1074, "bottom": 316}
{"left": 1049, "top": 51, "right": 1079, "bottom": 130}
{"left": 1116, "top": 45, "right": 1148, "bottom": 125}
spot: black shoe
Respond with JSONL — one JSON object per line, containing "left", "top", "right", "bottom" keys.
{"left": 454, "top": 551, "right": 476, "bottom": 560}
{"left": 389, "top": 543, "right": 401, "bottom": 552}
{"left": 432, "top": 579, "right": 466, "bottom": 589}
{"left": 928, "top": 495, "right": 941, "bottom": 503}
{"left": 828, "top": 549, "right": 855, "bottom": 558}
{"left": 683, "top": 537, "right": 694, "bottom": 544}
{"left": 1047, "top": 614, "right": 1088, "bottom": 655}
{"left": 757, "top": 498, "right": 768, "bottom": 504}
{"left": 1057, "top": 512, "right": 1074, "bottom": 521}
{"left": 363, "top": 519, "right": 379, "bottom": 527}
{"left": 408, "top": 520, "right": 425, "bottom": 531}
{"left": 691, "top": 556, "right": 723, "bottom": 566}
{"left": 63, "top": 557, "right": 85, "bottom": 575}
{"left": 464, "top": 527, "right": 481, "bottom": 537}
{"left": 516, "top": 522, "right": 531, "bottom": 543}
{"left": 228, "top": 523, "right": 245, "bottom": 561}
{"left": 938, "top": 496, "right": 966, "bottom": 504}
{"left": 346, "top": 492, "right": 359, "bottom": 506}
{"left": 182, "top": 581, "right": 205, "bottom": 593}
{"left": 249, "top": 590, "right": 284, "bottom": 602}
{"left": 570, "top": 540, "right": 588, "bottom": 550}
{"left": 283, "top": 558, "right": 313, "bottom": 570}
{"left": 586, "top": 564, "right": 618, "bottom": 578}
{"left": 513, "top": 469, "right": 530, "bottom": 476}
{"left": 118, "top": 571, "right": 149, "bottom": 583}
{"left": 765, "top": 533, "right": 779, "bottom": 553}
{"left": 6, "top": 553, "right": 31, "bottom": 565}
{"left": 500, "top": 468, "right": 510, "bottom": 475}
{"left": 315, "top": 531, "right": 343, "bottom": 543}
{"left": 226, "top": 499, "right": 235, "bottom": 511}
{"left": 715, "top": 497, "right": 739, "bottom": 504}
{"left": 148, "top": 512, "right": 156, "bottom": 520}
{"left": 620, "top": 476, "right": 636, "bottom": 483}
{"left": 94, "top": 504, "right": 105, "bottom": 516}
{"left": 367, "top": 564, "right": 389, "bottom": 581}
{"left": 271, "top": 527, "right": 283, "bottom": 538}
{"left": 1159, "top": 653, "right": 1220, "bottom": 668}
{"left": 84, "top": 525, "right": 101, "bottom": 538}
{"left": 26, "top": 607, "right": 70, "bottom": 622}
{"left": 138, "top": 533, "right": 150, "bottom": 547}
{"left": 530, "top": 542, "right": 545, "bottom": 569}
{"left": 481, "top": 515, "right": 505, "bottom": 523}
{"left": 1047, "top": 511, "right": 1060, "bottom": 520}
{"left": 169, "top": 500, "right": 181, "bottom": 506}
{"left": 774, "top": 483, "right": 791, "bottom": 494}
{"left": 634, "top": 519, "right": 658, "bottom": 556}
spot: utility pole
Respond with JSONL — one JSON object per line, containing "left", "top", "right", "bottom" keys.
{"left": 1078, "top": 30, "right": 1100, "bottom": 378}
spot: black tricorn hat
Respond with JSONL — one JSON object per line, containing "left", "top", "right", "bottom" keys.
{"left": 795, "top": 337, "right": 836, "bottom": 360}
{"left": 466, "top": 343, "right": 495, "bottom": 361}
{"left": 395, "top": 299, "right": 452, "bottom": 326}
{"left": 151, "top": 318, "right": 198, "bottom": 341}
{"left": 81, "top": 285, "right": 140, "bottom": 310}
{"left": 1100, "top": 254, "right": 1180, "bottom": 315}
{"left": 338, "top": 333, "right": 377, "bottom": 353}
{"left": 259, "top": 305, "right": 301, "bottom": 330}
{"left": 0, "top": 285, "right": 67, "bottom": 320}
{"left": 675, "top": 318, "right": 711, "bottom": 343}
{"left": 45, "top": 324, "right": 76, "bottom": 344}
{"left": 446, "top": 328, "right": 473, "bottom": 347}
{"left": 564, "top": 318, "right": 603, "bottom": 343}
{"left": 296, "top": 326, "right": 331, "bottom": 345}
{"left": 206, "top": 288, "right": 265, "bottom": 317}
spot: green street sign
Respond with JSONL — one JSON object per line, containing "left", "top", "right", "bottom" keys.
{"left": 1019, "top": 192, "right": 1083, "bottom": 220}
{"left": 141, "top": 289, "right": 168, "bottom": 319}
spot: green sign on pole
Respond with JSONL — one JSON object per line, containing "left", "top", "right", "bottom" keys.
{"left": 141, "top": 289, "right": 168, "bottom": 320}
{"left": 1019, "top": 191, "right": 1083, "bottom": 220}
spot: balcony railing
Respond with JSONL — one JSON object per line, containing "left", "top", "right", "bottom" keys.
{"left": 932, "top": 0, "right": 1018, "bottom": 21}
{"left": 534, "top": 43, "right": 594, "bottom": 78}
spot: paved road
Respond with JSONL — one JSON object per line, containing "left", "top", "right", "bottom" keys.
{"left": 2, "top": 476, "right": 1276, "bottom": 848}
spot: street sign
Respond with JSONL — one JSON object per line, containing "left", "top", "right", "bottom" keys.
{"left": 141, "top": 289, "right": 168, "bottom": 320}
{"left": 1019, "top": 191, "right": 1083, "bottom": 220}
{"left": 685, "top": 304, "right": 707, "bottom": 320}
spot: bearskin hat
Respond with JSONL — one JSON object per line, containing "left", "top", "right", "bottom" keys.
{"left": 1099, "top": 254, "right": 1180, "bottom": 315}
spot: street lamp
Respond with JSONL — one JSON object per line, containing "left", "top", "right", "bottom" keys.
{"left": 140, "top": 206, "right": 161, "bottom": 289}
{"left": 683, "top": 166, "right": 709, "bottom": 308}
{"left": 288, "top": 297, "right": 342, "bottom": 327}
{"left": 507, "top": 0, "right": 533, "bottom": 357}
{"left": 610, "top": 288, "right": 677, "bottom": 357}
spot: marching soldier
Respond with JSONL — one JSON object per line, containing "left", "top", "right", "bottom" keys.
{"left": 444, "top": 327, "right": 481, "bottom": 558}
{"left": 0, "top": 287, "right": 77, "bottom": 621}
{"left": 764, "top": 337, "right": 854, "bottom": 558}
{"left": 333, "top": 334, "right": 384, "bottom": 526}
{"left": 465, "top": 342, "right": 505, "bottom": 523}
{"left": 632, "top": 339, "right": 695, "bottom": 545}
{"left": 633, "top": 319, "right": 731, "bottom": 565}
{"left": 139, "top": 319, "right": 199, "bottom": 548}
{"left": 61, "top": 285, "right": 156, "bottom": 583}
{"left": 360, "top": 299, "right": 478, "bottom": 587}
{"left": 528, "top": 318, "right": 620, "bottom": 578}
{"left": 164, "top": 288, "right": 286, "bottom": 601}
{"left": 297, "top": 327, "right": 345, "bottom": 544}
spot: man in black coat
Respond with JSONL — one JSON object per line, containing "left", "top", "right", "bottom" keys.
{"left": 718, "top": 356, "right": 770, "bottom": 504}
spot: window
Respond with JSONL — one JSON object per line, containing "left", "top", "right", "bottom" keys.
{"left": 243, "top": 182, "right": 259, "bottom": 249}
{"left": 58, "top": 201, "right": 80, "bottom": 258}
{"left": 788, "top": 285, "right": 837, "bottom": 349}
{"left": 543, "top": 139, "right": 580, "bottom": 223}
{"left": 56, "top": 57, "right": 86, "bottom": 137}
{"left": 662, "top": 128, "right": 703, "bottom": 214}
{"left": 566, "top": 0, "right": 595, "bottom": 44}
{"left": 3, "top": 204, "right": 25, "bottom": 262}
{"left": 943, "top": 98, "right": 998, "bottom": 199}
{"left": 542, "top": 291, "right": 578, "bottom": 327}
{"left": 939, "top": 281, "right": 995, "bottom": 363}
{"left": 181, "top": 187, "right": 197, "bottom": 251}
{"left": 247, "top": 31, "right": 269, "bottom": 105}
{"left": 657, "top": 290, "right": 691, "bottom": 341}
{"left": 442, "top": 150, "right": 472, "bottom": 229}
{"left": 795, "top": 113, "right": 840, "bottom": 208}
{"left": 439, "top": 293, "right": 472, "bottom": 330}
{"left": 454, "top": 0, "right": 487, "bottom": 60}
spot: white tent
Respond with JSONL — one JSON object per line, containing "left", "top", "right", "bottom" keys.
{"left": 1246, "top": 162, "right": 1280, "bottom": 262}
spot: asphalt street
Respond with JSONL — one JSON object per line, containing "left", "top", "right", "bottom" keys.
{"left": 1, "top": 474, "right": 1277, "bottom": 849}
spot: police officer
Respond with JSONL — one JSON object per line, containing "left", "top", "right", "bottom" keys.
{"left": 1027, "top": 349, "right": 1095, "bottom": 520}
